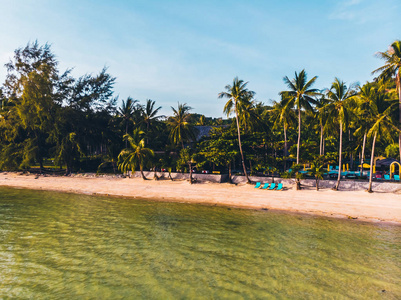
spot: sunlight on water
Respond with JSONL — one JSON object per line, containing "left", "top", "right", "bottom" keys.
{"left": 0, "top": 187, "right": 400, "bottom": 299}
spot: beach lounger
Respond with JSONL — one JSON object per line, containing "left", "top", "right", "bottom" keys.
{"left": 395, "top": 175, "right": 400, "bottom": 181}
{"left": 254, "top": 182, "right": 261, "bottom": 188}
{"left": 268, "top": 183, "right": 276, "bottom": 190}
{"left": 384, "top": 174, "right": 390, "bottom": 180}
{"left": 276, "top": 183, "right": 283, "bottom": 191}
{"left": 261, "top": 183, "right": 269, "bottom": 189}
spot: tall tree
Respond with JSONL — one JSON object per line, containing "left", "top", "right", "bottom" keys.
{"left": 366, "top": 93, "right": 398, "bottom": 192}
{"left": 2, "top": 41, "right": 68, "bottom": 170}
{"left": 118, "top": 129, "right": 154, "bottom": 179}
{"left": 140, "top": 99, "right": 162, "bottom": 145}
{"left": 270, "top": 96, "right": 296, "bottom": 168}
{"left": 167, "top": 102, "right": 196, "bottom": 149}
{"left": 280, "top": 69, "right": 319, "bottom": 164}
{"left": 373, "top": 40, "right": 401, "bottom": 159}
{"left": 218, "top": 77, "right": 255, "bottom": 183}
{"left": 325, "top": 78, "right": 356, "bottom": 190}
{"left": 118, "top": 97, "right": 138, "bottom": 136}
{"left": 353, "top": 82, "right": 377, "bottom": 175}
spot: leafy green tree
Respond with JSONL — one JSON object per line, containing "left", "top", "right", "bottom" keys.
{"left": 198, "top": 127, "right": 239, "bottom": 183}
{"left": 55, "top": 132, "right": 84, "bottom": 175}
{"left": 118, "top": 97, "right": 138, "bottom": 137}
{"left": 167, "top": 102, "right": 196, "bottom": 149}
{"left": 308, "top": 158, "right": 325, "bottom": 191}
{"left": 140, "top": 99, "right": 162, "bottom": 145}
{"left": 177, "top": 147, "right": 196, "bottom": 184}
{"left": 353, "top": 82, "right": 377, "bottom": 174}
{"left": 280, "top": 69, "right": 319, "bottom": 165}
{"left": 270, "top": 95, "right": 296, "bottom": 167}
{"left": 325, "top": 78, "right": 356, "bottom": 190}
{"left": 373, "top": 40, "right": 401, "bottom": 159}
{"left": 118, "top": 129, "right": 154, "bottom": 179}
{"left": 218, "top": 77, "right": 255, "bottom": 183}
{"left": 2, "top": 41, "right": 68, "bottom": 171}
{"left": 367, "top": 96, "right": 398, "bottom": 192}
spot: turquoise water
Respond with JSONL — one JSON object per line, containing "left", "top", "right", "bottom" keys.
{"left": 0, "top": 187, "right": 400, "bottom": 299}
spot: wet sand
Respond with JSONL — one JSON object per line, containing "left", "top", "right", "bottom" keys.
{"left": 1, "top": 172, "right": 401, "bottom": 224}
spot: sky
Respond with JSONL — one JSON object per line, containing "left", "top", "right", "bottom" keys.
{"left": 0, "top": 0, "right": 399, "bottom": 117}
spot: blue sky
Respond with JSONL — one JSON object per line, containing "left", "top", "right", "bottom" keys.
{"left": 0, "top": 0, "right": 399, "bottom": 117}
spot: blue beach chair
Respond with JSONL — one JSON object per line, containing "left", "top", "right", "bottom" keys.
{"left": 261, "top": 183, "right": 270, "bottom": 189}
{"left": 276, "top": 183, "right": 283, "bottom": 191}
{"left": 268, "top": 183, "right": 276, "bottom": 190}
{"left": 394, "top": 175, "right": 400, "bottom": 181}
{"left": 254, "top": 182, "right": 261, "bottom": 188}
{"left": 384, "top": 174, "right": 390, "bottom": 180}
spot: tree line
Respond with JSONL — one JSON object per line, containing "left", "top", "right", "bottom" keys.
{"left": 0, "top": 40, "right": 400, "bottom": 192}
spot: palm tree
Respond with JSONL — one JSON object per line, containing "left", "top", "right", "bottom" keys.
{"left": 118, "top": 128, "right": 154, "bottom": 180}
{"left": 308, "top": 159, "right": 325, "bottom": 191}
{"left": 373, "top": 40, "right": 401, "bottom": 159}
{"left": 218, "top": 77, "right": 255, "bottom": 183}
{"left": 315, "top": 96, "right": 330, "bottom": 156}
{"left": 118, "top": 97, "right": 138, "bottom": 147}
{"left": 270, "top": 95, "right": 296, "bottom": 168}
{"left": 141, "top": 99, "right": 162, "bottom": 145}
{"left": 167, "top": 102, "right": 196, "bottom": 149}
{"left": 353, "top": 82, "right": 376, "bottom": 175}
{"left": 325, "top": 78, "right": 356, "bottom": 190}
{"left": 280, "top": 69, "right": 319, "bottom": 165}
{"left": 367, "top": 95, "right": 398, "bottom": 192}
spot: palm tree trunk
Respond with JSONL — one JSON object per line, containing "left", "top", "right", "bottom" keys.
{"left": 322, "top": 138, "right": 325, "bottom": 156}
{"left": 334, "top": 122, "right": 343, "bottom": 190}
{"left": 147, "top": 122, "right": 149, "bottom": 146}
{"left": 228, "top": 162, "right": 232, "bottom": 183}
{"left": 235, "top": 104, "right": 250, "bottom": 183}
{"left": 284, "top": 124, "right": 288, "bottom": 156}
{"left": 140, "top": 165, "right": 147, "bottom": 180}
{"left": 319, "top": 124, "right": 323, "bottom": 156}
{"left": 316, "top": 178, "right": 319, "bottom": 191}
{"left": 297, "top": 107, "right": 301, "bottom": 164}
{"left": 397, "top": 74, "right": 401, "bottom": 161}
{"left": 168, "top": 167, "right": 173, "bottom": 181}
{"left": 368, "top": 133, "right": 377, "bottom": 193}
{"left": 189, "top": 162, "right": 193, "bottom": 184}
{"left": 360, "top": 132, "right": 367, "bottom": 176}
{"left": 125, "top": 121, "right": 128, "bottom": 148}
{"left": 284, "top": 124, "right": 288, "bottom": 170}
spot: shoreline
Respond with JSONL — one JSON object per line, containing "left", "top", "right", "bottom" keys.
{"left": 1, "top": 172, "right": 401, "bottom": 225}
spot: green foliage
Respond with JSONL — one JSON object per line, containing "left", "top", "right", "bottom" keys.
{"left": 117, "top": 129, "right": 154, "bottom": 176}
{"left": 385, "top": 143, "right": 399, "bottom": 158}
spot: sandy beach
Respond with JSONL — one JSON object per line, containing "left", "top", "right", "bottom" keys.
{"left": 1, "top": 172, "right": 401, "bottom": 224}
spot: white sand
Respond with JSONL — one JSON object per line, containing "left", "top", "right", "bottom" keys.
{"left": 1, "top": 172, "right": 401, "bottom": 224}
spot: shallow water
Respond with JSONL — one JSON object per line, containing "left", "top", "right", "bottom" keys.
{"left": 0, "top": 187, "right": 400, "bottom": 299}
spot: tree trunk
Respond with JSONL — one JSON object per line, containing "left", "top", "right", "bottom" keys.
{"left": 168, "top": 168, "right": 173, "bottom": 181}
{"left": 154, "top": 166, "right": 159, "bottom": 180}
{"left": 125, "top": 121, "right": 128, "bottom": 148}
{"left": 228, "top": 162, "right": 232, "bottom": 183}
{"left": 140, "top": 165, "right": 147, "bottom": 180}
{"left": 284, "top": 124, "right": 288, "bottom": 170}
{"left": 360, "top": 132, "right": 367, "bottom": 176}
{"left": 235, "top": 101, "right": 250, "bottom": 183}
{"left": 297, "top": 107, "right": 301, "bottom": 164}
{"left": 316, "top": 178, "right": 319, "bottom": 191}
{"left": 367, "top": 133, "right": 377, "bottom": 193}
{"left": 397, "top": 74, "right": 401, "bottom": 161}
{"left": 334, "top": 122, "right": 343, "bottom": 190}
{"left": 322, "top": 137, "right": 325, "bottom": 156}
{"left": 147, "top": 122, "right": 150, "bottom": 146}
{"left": 189, "top": 162, "right": 193, "bottom": 184}
{"left": 284, "top": 124, "right": 288, "bottom": 156}
{"left": 319, "top": 124, "right": 323, "bottom": 156}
